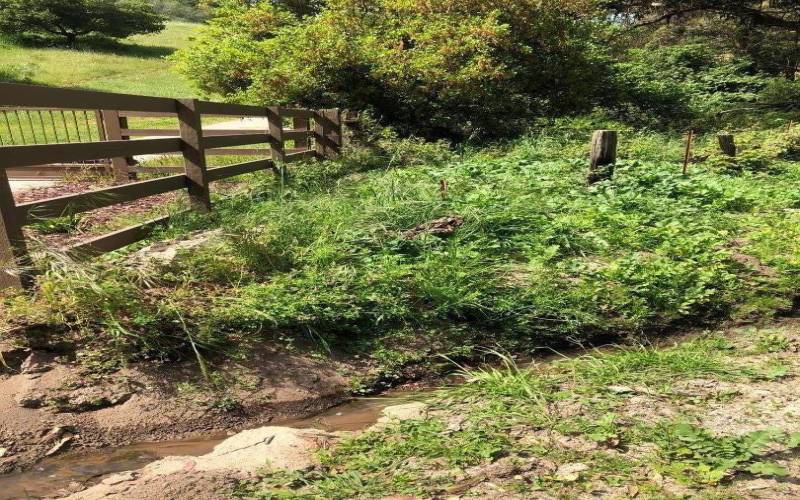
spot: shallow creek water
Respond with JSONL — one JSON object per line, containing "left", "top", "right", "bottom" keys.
{"left": 0, "top": 392, "right": 425, "bottom": 500}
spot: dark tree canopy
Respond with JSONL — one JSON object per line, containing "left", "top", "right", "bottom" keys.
{"left": 604, "top": 0, "right": 800, "bottom": 29}
{"left": 0, "top": 0, "right": 166, "bottom": 45}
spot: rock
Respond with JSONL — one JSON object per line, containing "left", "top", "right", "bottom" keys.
{"left": 52, "top": 386, "right": 134, "bottom": 413}
{"left": 379, "top": 402, "right": 429, "bottom": 422}
{"left": 402, "top": 216, "right": 464, "bottom": 239}
{"left": 143, "top": 426, "right": 335, "bottom": 476}
{"left": 368, "top": 402, "right": 429, "bottom": 431}
{"left": 0, "top": 448, "right": 7, "bottom": 458}
{"left": 127, "top": 230, "right": 225, "bottom": 269}
{"left": 17, "top": 393, "right": 45, "bottom": 409}
{"left": 101, "top": 471, "right": 138, "bottom": 486}
{"left": 40, "top": 425, "right": 73, "bottom": 443}
{"left": 554, "top": 462, "right": 589, "bottom": 482}
{"left": 68, "top": 427, "right": 334, "bottom": 499}
{"left": 607, "top": 385, "right": 635, "bottom": 394}
{"left": 20, "top": 351, "right": 56, "bottom": 374}
{"left": 46, "top": 435, "right": 74, "bottom": 457}
{"left": 0, "top": 343, "right": 30, "bottom": 372}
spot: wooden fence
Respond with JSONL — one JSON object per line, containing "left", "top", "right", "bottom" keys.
{"left": 0, "top": 83, "right": 343, "bottom": 289}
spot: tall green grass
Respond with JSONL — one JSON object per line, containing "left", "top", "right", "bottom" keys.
{"left": 3, "top": 125, "right": 800, "bottom": 370}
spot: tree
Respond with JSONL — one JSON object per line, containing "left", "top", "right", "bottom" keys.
{"left": 177, "top": 0, "right": 606, "bottom": 139}
{"left": 602, "top": 1, "right": 800, "bottom": 79}
{"left": 603, "top": 1, "right": 800, "bottom": 29}
{"left": 0, "top": 0, "right": 166, "bottom": 45}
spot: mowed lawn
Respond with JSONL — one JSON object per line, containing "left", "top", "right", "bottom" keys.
{"left": 0, "top": 22, "right": 200, "bottom": 98}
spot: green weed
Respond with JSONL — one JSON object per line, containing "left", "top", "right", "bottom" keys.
{"left": 649, "top": 422, "right": 800, "bottom": 484}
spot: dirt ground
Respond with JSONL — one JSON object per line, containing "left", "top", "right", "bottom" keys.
{"left": 0, "top": 344, "right": 355, "bottom": 476}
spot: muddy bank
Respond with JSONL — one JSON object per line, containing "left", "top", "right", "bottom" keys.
{"left": 3, "top": 396, "right": 427, "bottom": 499}
{"left": 0, "top": 345, "right": 356, "bottom": 476}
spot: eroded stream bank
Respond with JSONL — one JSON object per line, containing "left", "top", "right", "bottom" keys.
{"left": 0, "top": 391, "right": 426, "bottom": 499}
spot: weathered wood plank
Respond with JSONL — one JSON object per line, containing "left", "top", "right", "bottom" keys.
{"left": 267, "top": 107, "right": 285, "bottom": 163}
{"left": 67, "top": 214, "right": 172, "bottom": 258}
{"left": 718, "top": 134, "right": 737, "bottom": 157}
{"left": 177, "top": 99, "right": 211, "bottom": 212}
{"left": 16, "top": 174, "right": 188, "bottom": 221}
{"left": 0, "top": 83, "right": 178, "bottom": 113}
{"left": 315, "top": 109, "right": 342, "bottom": 158}
{"left": 207, "top": 159, "right": 274, "bottom": 182}
{"left": 204, "top": 133, "right": 270, "bottom": 150}
{"left": 0, "top": 138, "right": 182, "bottom": 169}
{"left": 122, "top": 129, "right": 269, "bottom": 138}
{"left": 101, "top": 110, "right": 131, "bottom": 182}
{"left": 588, "top": 130, "right": 618, "bottom": 184}
{"left": 284, "top": 150, "right": 317, "bottom": 163}
{"left": 279, "top": 108, "right": 315, "bottom": 119}
{"left": 0, "top": 166, "right": 27, "bottom": 288}
{"left": 195, "top": 101, "right": 266, "bottom": 117}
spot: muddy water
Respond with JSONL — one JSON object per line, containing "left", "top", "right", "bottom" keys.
{"left": 0, "top": 392, "right": 425, "bottom": 500}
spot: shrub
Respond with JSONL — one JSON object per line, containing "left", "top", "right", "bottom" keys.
{"left": 148, "top": 0, "right": 209, "bottom": 22}
{"left": 176, "top": 0, "right": 607, "bottom": 140}
{"left": 704, "top": 151, "right": 781, "bottom": 176}
{"left": 609, "top": 43, "right": 768, "bottom": 127}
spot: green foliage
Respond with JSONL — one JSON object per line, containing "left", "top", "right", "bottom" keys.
{"left": 176, "top": 0, "right": 606, "bottom": 139}
{"left": 0, "top": 0, "right": 165, "bottom": 45}
{"left": 609, "top": 43, "right": 768, "bottom": 127}
{"left": 652, "top": 422, "right": 799, "bottom": 484}
{"left": 0, "top": 62, "right": 32, "bottom": 82}
{"left": 755, "top": 331, "right": 790, "bottom": 354}
{"left": 148, "top": 0, "right": 209, "bottom": 21}
{"left": 704, "top": 151, "right": 780, "bottom": 176}
{"left": 6, "top": 124, "right": 800, "bottom": 365}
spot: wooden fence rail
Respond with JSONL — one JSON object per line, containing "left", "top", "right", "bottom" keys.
{"left": 0, "top": 83, "right": 342, "bottom": 290}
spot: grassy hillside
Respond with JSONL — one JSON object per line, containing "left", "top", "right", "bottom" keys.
{"left": 3, "top": 122, "right": 800, "bottom": 382}
{"left": 0, "top": 22, "right": 199, "bottom": 97}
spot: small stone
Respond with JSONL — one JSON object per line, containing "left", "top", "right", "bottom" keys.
{"left": 607, "top": 385, "right": 635, "bottom": 394}
{"left": 40, "top": 426, "right": 72, "bottom": 443}
{"left": 20, "top": 351, "right": 56, "bottom": 374}
{"left": 45, "top": 436, "right": 73, "bottom": 457}
{"left": 380, "top": 402, "right": 429, "bottom": 422}
{"left": 101, "top": 471, "right": 137, "bottom": 485}
{"left": 554, "top": 462, "right": 589, "bottom": 482}
{"left": 0, "top": 448, "right": 7, "bottom": 458}
{"left": 17, "top": 394, "right": 44, "bottom": 409}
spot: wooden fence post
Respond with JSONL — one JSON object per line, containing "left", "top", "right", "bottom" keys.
{"left": 315, "top": 109, "right": 342, "bottom": 159}
{"left": 267, "top": 106, "right": 285, "bottom": 166}
{"left": 588, "top": 130, "right": 618, "bottom": 184}
{"left": 293, "top": 116, "right": 311, "bottom": 151}
{"left": 101, "top": 110, "right": 132, "bottom": 183}
{"left": 718, "top": 133, "right": 737, "bottom": 157}
{"left": 177, "top": 99, "right": 211, "bottom": 212}
{"left": 0, "top": 168, "right": 30, "bottom": 289}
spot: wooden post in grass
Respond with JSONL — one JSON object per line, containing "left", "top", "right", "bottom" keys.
{"left": 683, "top": 130, "right": 694, "bottom": 175}
{"left": 588, "top": 130, "right": 618, "bottom": 184}
{"left": 315, "top": 109, "right": 342, "bottom": 159}
{"left": 293, "top": 116, "right": 311, "bottom": 151}
{"left": 101, "top": 110, "right": 133, "bottom": 183}
{"left": 177, "top": 99, "right": 211, "bottom": 213}
{"left": 0, "top": 167, "right": 30, "bottom": 289}
{"left": 718, "top": 133, "right": 737, "bottom": 157}
{"left": 267, "top": 106, "right": 285, "bottom": 164}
